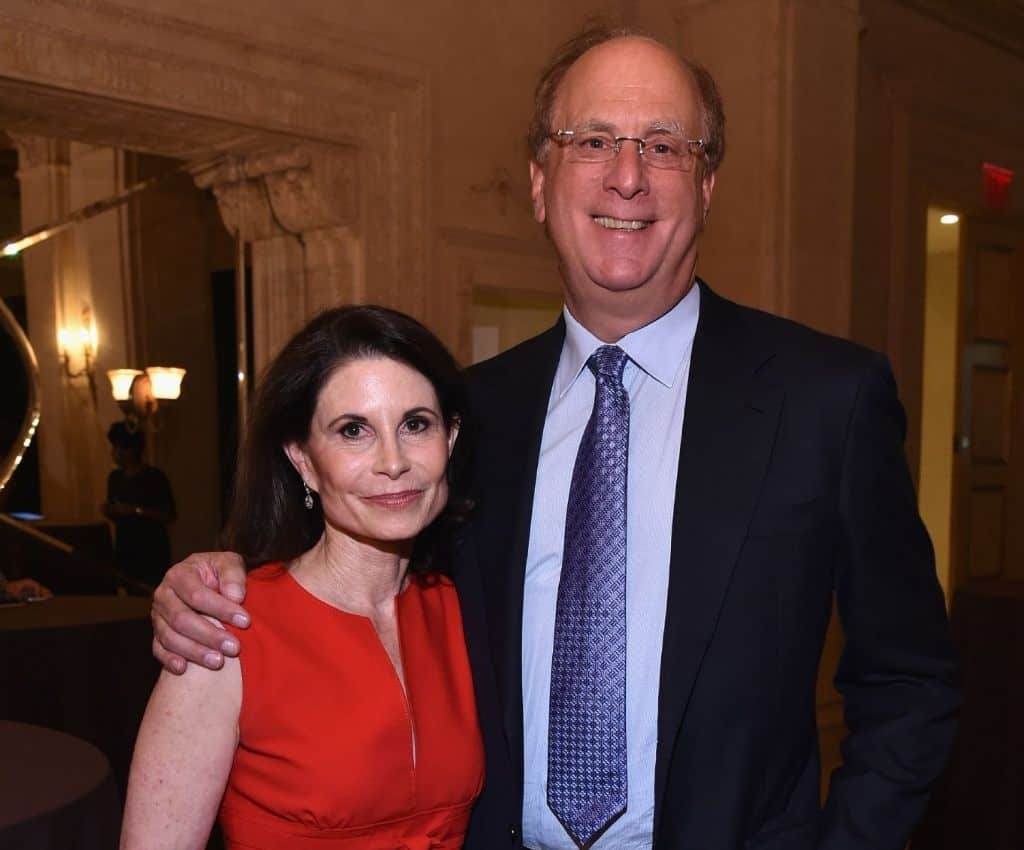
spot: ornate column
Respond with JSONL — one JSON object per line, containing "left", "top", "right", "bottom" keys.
{"left": 11, "top": 134, "right": 100, "bottom": 520}
{"left": 194, "top": 144, "right": 362, "bottom": 373}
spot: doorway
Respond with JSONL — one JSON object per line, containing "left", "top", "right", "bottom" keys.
{"left": 949, "top": 216, "right": 1024, "bottom": 590}
{"left": 470, "top": 288, "right": 562, "bottom": 364}
{"left": 920, "top": 207, "right": 1024, "bottom": 598}
{"left": 919, "top": 207, "right": 961, "bottom": 602}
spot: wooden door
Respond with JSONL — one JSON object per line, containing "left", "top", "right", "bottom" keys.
{"left": 951, "top": 218, "right": 1024, "bottom": 591}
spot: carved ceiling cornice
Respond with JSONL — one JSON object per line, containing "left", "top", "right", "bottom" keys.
{"left": 6, "top": 132, "right": 69, "bottom": 170}
{"left": 896, "top": 0, "right": 1024, "bottom": 57}
{"left": 192, "top": 145, "right": 360, "bottom": 241}
{"left": 0, "top": 0, "right": 427, "bottom": 154}
{"left": 0, "top": 79, "right": 294, "bottom": 162}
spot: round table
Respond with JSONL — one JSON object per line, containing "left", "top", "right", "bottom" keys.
{"left": 0, "top": 720, "right": 121, "bottom": 848}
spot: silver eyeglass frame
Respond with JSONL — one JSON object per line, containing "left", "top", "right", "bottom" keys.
{"left": 549, "top": 128, "right": 706, "bottom": 170}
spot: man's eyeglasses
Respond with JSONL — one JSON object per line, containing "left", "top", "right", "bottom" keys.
{"left": 548, "top": 128, "right": 706, "bottom": 172}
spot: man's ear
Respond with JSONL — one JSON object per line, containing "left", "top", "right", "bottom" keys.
{"left": 701, "top": 169, "right": 716, "bottom": 222}
{"left": 283, "top": 442, "right": 317, "bottom": 493}
{"left": 529, "top": 160, "right": 547, "bottom": 224}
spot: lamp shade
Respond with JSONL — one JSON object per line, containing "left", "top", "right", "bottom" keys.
{"left": 146, "top": 366, "right": 186, "bottom": 400}
{"left": 108, "top": 368, "right": 143, "bottom": 401}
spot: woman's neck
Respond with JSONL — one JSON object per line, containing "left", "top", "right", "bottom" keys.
{"left": 289, "top": 528, "right": 411, "bottom": 617}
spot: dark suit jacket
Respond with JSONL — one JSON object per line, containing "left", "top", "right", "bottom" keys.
{"left": 451, "top": 282, "right": 959, "bottom": 850}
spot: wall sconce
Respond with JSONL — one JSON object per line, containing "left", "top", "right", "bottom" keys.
{"left": 146, "top": 367, "right": 186, "bottom": 400}
{"left": 58, "top": 308, "right": 98, "bottom": 404}
{"left": 108, "top": 368, "right": 143, "bottom": 402}
{"left": 107, "top": 366, "right": 186, "bottom": 426}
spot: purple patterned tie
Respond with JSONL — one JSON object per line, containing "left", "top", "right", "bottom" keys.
{"left": 547, "top": 344, "right": 629, "bottom": 849}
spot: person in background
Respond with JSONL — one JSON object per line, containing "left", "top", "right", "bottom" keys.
{"left": 101, "top": 421, "right": 176, "bottom": 588}
{"left": 121, "top": 306, "right": 483, "bottom": 850}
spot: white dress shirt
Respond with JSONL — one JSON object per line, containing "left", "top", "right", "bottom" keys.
{"left": 520, "top": 285, "right": 700, "bottom": 849}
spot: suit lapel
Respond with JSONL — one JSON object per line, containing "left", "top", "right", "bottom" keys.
{"left": 653, "top": 284, "right": 783, "bottom": 832}
{"left": 470, "top": 321, "right": 565, "bottom": 789}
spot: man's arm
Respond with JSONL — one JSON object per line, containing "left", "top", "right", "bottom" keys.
{"left": 121, "top": 660, "right": 241, "bottom": 849}
{"left": 151, "top": 553, "right": 250, "bottom": 673}
{"left": 6, "top": 578, "right": 52, "bottom": 599}
{"left": 821, "top": 355, "right": 960, "bottom": 849}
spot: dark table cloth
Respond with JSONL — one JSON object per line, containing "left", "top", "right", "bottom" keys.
{"left": 0, "top": 720, "right": 120, "bottom": 849}
{"left": 0, "top": 595, "right": 159, "bottom": 800}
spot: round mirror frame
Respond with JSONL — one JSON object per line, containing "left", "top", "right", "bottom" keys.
{"left": 0, "top": 296, "right": 41, "bottom": 494}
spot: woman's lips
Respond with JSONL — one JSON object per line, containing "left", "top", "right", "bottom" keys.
{"left": 361, "top": 490, "right": 423, "bottom": 509}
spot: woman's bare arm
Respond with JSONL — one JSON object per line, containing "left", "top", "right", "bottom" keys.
{"left": 121, "top": 656, "right": 241, "bottom": 849}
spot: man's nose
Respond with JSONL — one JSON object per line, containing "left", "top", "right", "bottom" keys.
{"left": 603, "top": 139, "right": 648, "bottom": 199}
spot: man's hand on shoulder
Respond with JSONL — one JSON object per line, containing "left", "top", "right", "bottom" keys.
{"left": 152, "top": 552, "right": 250, "bottom": 675}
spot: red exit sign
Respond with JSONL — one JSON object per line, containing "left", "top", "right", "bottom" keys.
{"left": 983, "top": 163, "right": 1013, "bottom": 213}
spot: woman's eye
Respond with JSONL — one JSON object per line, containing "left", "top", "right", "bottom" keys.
{"left": 340, "top": 422, "right": 365, "bottom": 439}
{"left": 404, "top": 416, "right": 431, "bottom": 434}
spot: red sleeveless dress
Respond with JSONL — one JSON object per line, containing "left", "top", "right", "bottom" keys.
{"left": 219, "top": 563, "right": 484, "bottom": 850}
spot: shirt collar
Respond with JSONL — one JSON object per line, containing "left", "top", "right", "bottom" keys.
{"left": 554, "top": 282, "right": 701, "bottom": 398}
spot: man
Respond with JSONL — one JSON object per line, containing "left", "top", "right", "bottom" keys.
{"left": 101, "top": 421, "right": 176, "bottom": 588}
{"left": 151, "top": 26, "right": 958, "bottom": 850}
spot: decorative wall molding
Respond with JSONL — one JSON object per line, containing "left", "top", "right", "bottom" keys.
{"left": 193, "top": 158, "right": 283, "bottom": 243}
{"left": 8, "top": 133, "right": 69, "bottom": 172}
{"left": 194, "top": 146, "right": 366, "bottom": 369}
{"left": 252, "top": 146, "right": 360, "bottom": 235}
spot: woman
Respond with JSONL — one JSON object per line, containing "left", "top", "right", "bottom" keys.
{"left": 122, "top": 306, "right": 483, "bottom": 849}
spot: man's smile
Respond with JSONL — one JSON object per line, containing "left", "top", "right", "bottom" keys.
{"left": 592, "top": 215, "right": 653, "bottom": 231}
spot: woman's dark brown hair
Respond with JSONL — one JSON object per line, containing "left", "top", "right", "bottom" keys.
{"left": 222, "top": 305, "right": 469, "bottom": 575}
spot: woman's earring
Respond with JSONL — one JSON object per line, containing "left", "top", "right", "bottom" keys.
{"left": 303, "top": 481, "right": 314, "bottom": 510}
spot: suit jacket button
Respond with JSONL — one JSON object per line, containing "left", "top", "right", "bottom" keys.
{"left": 508, "top": 823, "right": 520, "bottom": 842}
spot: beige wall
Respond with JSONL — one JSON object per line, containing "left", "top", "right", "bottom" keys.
{"left": 674, "top": 0, "right": 861, "bottom": 337}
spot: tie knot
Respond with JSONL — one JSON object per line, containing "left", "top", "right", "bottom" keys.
{"left": 588, "top": 345, "right": 628, "bottom": 382}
